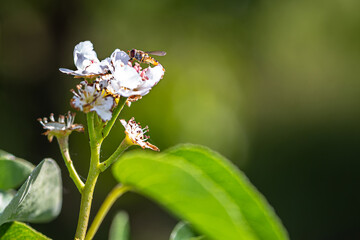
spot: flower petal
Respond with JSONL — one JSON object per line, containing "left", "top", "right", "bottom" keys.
{"left": 59, "top": 41, "right": 108, "bottom": 77}
{"left": 111, "top": 49, "right": 130, "bottom": 66}
{"left": 144, "top": 64, "right": 165, "bottom": 87}
{"left": 74, "top": 41, "right": 100, "bottom": 70}
{"left": 92, "top": 95, "right": 115, "bottom": 121}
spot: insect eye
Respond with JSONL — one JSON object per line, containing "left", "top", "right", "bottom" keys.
{"left": 129, "top": 49, "right": 135, "bottom": 58}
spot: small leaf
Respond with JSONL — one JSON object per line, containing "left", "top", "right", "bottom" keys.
{"left": 109, "top": 211, "right": 130, "bottom": 240}
{"left": 0, "top": 191, "right": 15, "bottom": 213}
{"left": 0, "top": 150, "right": 34, "bottom": 190}
{"left": 0, "top": 221, "right": 50, "bottom": 239}
{"left": 0, "top": 158, "right": 62, "bottom": 225}
{"left": 112, "top": 144, "right": 288, "bottom": 240}
{"left": 170, "top": 222, "right": 198, "bottom": 240}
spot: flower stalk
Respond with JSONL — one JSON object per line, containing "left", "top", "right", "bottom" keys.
{"left": 87, "top": 112, "right": 101, "bottom": 144}
{"left": 57, "top": 136, "right": 84, "bottom": 193}
{"left": 99, "top": 137, "right": 131, "bottom": 172}
{"left": 85, "top": 184, "right": 131, "bottom": 240}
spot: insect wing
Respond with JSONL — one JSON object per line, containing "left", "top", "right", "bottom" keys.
{"left": 145, "top": 51, "right": 167, "bottom": 56}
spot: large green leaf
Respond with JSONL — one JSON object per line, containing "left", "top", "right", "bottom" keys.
{"left": 112, "top": 144, "right": 288, "bottom": 240}
{"left": 0, "top": 150, "right": 34, "bottom": 190}
{"left": 166, "top": 144, "right": 288, "bottom": 240}
{"left": 109, "top": 211, "right": 130, "bottom": 240}
{"left": 0, "top": 221, "right": 50, "bottom": 240}
{"left": 0, "top": 158, "right": 62, "bottom": 225}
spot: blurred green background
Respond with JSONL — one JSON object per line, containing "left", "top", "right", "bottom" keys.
{"left": 1, "top": 0, "right": 359, "bottom": 239}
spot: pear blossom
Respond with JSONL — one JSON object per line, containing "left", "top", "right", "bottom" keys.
{"left": 59, "top": 41, "right": 108, "bottom": 77}
{"left": 120, "top": 118, "right": 159, "bottom": 151}
{"left": 97, "top": 50, "right": 165, "bottom": 101}
{"left": 70, "top": 83, "right": 115, "bottom": 121}
{"left": 38, "top": 112, "right": 84, "bottom": 142}
{"left": 94, "top": 49, "right": 165, "bottom": 102}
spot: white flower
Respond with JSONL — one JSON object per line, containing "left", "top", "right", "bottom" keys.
{"left": 104, "top": 50, "right": 165, "bottom": 99}
{"left": 38, "top": 112, "right": 84, "bottom": 142}
{"left": 120, "top": 118, "right": 159, "bottom": 151}
{"left": 70, "top": 82, "right": 115, "bottom": 121}
{"left": 59, "top": 41, "right": 108, "bottom": 77}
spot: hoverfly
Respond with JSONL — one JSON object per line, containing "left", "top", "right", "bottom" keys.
{"left": 128, "top": 49, "right": 166, "bottom": 66}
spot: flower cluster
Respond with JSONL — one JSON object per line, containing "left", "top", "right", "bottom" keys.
{"left": 60, "top": 41, "right": 165, "bottom": 119}
{"left": 38, "top": 41, "right": 162, "bottom": 151}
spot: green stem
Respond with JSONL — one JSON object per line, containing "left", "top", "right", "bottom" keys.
{"left": 57, "top": 136, "right": 84, "bottom": 193}
{"left": 87, "top": 112, "right": 100, "bottom": 144}
{"left": 94, "top": 113, "right": 103, "bottom": 131}
{"left": 85, "top": 184, "right": 131, "bottom": 240}
{"left": 74, "top": 113, "right": 101, "bottom": 240}
{"left": 99, "top": 137, "right": 131, "bottom": 172}
{"left": 102, "top": 97, "right": 127, "bottom": 140}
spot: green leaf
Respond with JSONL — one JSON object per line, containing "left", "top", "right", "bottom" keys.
{"left": 0, "top": 190, "right": 15, "bottom": 213}
{"left": 0, "top": 150, "right": 15, "bottom": 159}
{"left": 170, "top": 222, "right": 200, "bottom": 240}
{"left": 109, "top": 211, "right": 130, "bottom": 240}
{"left": 0, "top": 159, "right": 62, "bottom": 226}
{"left": 167, "top": 144, "right": 288, "bottom": 240}
{"left": 0, "top": 221, "right": 50, "bottom": 239}
{"left": 112, "top": 144, "right": 288, "bottom": 240}
{"left": 0, "top": 150, "right": 34, "bottom": 190}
